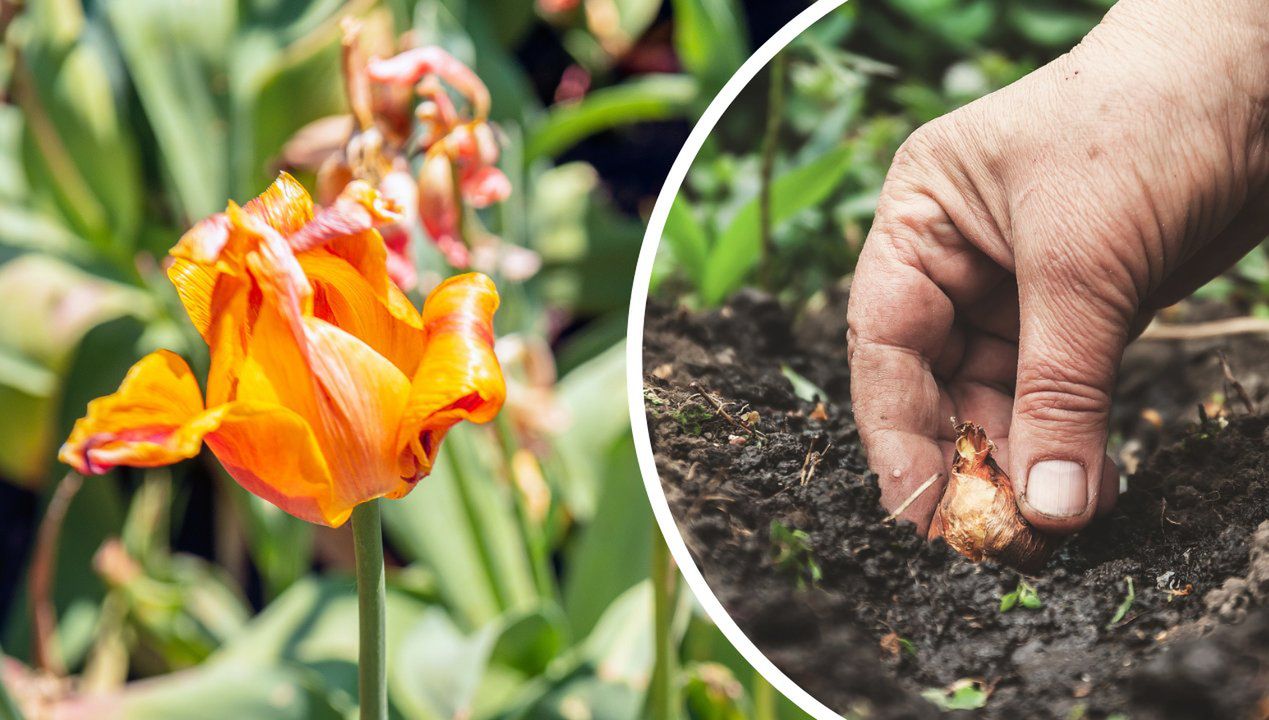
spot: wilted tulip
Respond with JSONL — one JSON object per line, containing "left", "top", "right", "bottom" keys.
{"left": 60, "top": 173, "right": 505, "bottom": 527}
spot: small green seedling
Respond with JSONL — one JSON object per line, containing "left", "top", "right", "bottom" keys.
{"left": 780, "top": 364, "right": 826, "bottom": 403}
{"left": 1107, "top": 576, "right": 1136, "bottom": 628}
{"left": 770, "top": 521, "right": 822, "bottom": 589}
{"left": 672, "top": 403, "right": 715, "bottom": 435}
{"left": 921, "top": 678, "right": 989, "bottom": 711}
{"left": 999, "top": 579, "right": 1042, "bottom": 612}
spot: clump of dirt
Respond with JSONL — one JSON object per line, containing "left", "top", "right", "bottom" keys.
{"left": 643, "top": 291, "right": 1269, "bottom": 719}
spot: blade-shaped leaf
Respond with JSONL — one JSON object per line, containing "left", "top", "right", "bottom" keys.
{"left": 661, "top": 196, "right": 710, "bottom": 287}
{"left": 381, "top": 425, "right": 538, "bottom": 629}
{"left": 526, "top": 75, "right": 697, "bottom": 162}
{"left": 701, "top": 145, "right": 853, "bottom": 304}
{"left": 670, "top": 0, "right": 748, "bottom": 97}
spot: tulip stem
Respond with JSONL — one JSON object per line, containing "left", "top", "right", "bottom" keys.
{"left": 352, "top": 500, "right": 387, "bottom": 720}
{"left": 648, "top": 535, "right": 678, "bottom": 720}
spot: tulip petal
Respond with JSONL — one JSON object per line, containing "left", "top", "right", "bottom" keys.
{"left": 460, "top": 166, "right": 511, "bottom": 208}
{"left": 204, "top": 402, "right": 341, "bottom": 526}
{"left": 168, "top": 214, "right": 234, "bottom": 340}
{"left": 168, "top": 173, "right": 315, "bottom": 341}
{"left": 302, "top": 318, "right": 412, "bottom": 513}
{"left": 57, "top": 350, "right": 342, "bottom": 524}
{"left": 59, "top": 351, "right": 207, "bottom": 475}
{"left": 300, "top": 249, "right": 424, "bottom": 375}
{"left": 395, "top": 273, "right": 505, "bottom": 490}
{"left": 242, "top": 171, "right": 314, "bottom": 236}
{"left": 366, "top": 46, "right": 490, "bottom": 119}
{"left": 235, "top": 294, "right": 413, "bottom": 517}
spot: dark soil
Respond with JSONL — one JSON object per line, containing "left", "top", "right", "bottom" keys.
{"left": 643, "top": 290, "right": 1269, "bottom": 719}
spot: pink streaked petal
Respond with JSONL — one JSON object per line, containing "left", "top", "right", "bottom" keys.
{"left": 287, "top": 181, "right": 401, "bottom": 255}
{"left": 460, "top": 166, "right": 511, "bottom": 208}
{"left": 381, "top": 224, "right": 418, "bottom": 291}
{"left": 367, "top": 46, "right": 491, "bottom": 119}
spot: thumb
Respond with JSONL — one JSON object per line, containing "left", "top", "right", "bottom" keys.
{"left": 1010, "top": 263, "right": 1133, "bottom": 535}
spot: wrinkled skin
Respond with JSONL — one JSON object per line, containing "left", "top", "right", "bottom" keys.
{"left": 847, "top": 0, "right": 1269, "bottom": 538}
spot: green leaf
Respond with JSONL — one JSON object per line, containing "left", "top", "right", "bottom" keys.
{"left": 670, "top": 0, "right": 749, "bottom": 97}
{"left": 526, "top": 75, "right": 698, "bottom": 161}
{"left": 549, "top": 344, "right": 631, "bottom": 520}
{"left": 106, "top": 0, "right": 234, "bottom": 222}
{"left": 232, "top": 14, "right": 347, "bottom": 196}
{"left": 999, "top": 592, "right": 1018, "bottom": 613}
{"left": 234, "top": 491, "right": 314, "bottom": 600}
{"left": 14, "top": 22, "right": 143, "bottom": 254}
{"left": 382, "top": 425, "right": 538, "bottom": 629}
{"left": 562, "top": 436, "right": 652, "bottom": 638}
{"left": 922, "top": 679, "right": 989, "bottom": 711}
{"left": 391, "top": 606, "right": 570, "bottom": 720}
{"left": 111, "top": 664, "right": 342, "bottom": 720}
{"left": 211, "top": 577, "right": 429, "bottom": 713}
{"left": 1007, "top": 4, "right": 1099, "bottom": 47}
{"left": 779, "top": 365, "right": 825, "bottom": 403}
{"left": 0, "top": 256, "right": 149, "bottom": 484}
{"left": 580, "top": 581, "right": 655, "bottom": 687}
{"left": 662, "top": 196, "right": 711, "bottom": 287}
{"left": 1107, "top": 576, "right": 1136, "bottom": 628}
{"left": 701, "top": 145, "right": 853, "bottom": 305}
{"left": 0, "top": 206, "right": 92, "bottom": 264}
{"left": 390, "top": 609, "right": 501, "bottom": 720}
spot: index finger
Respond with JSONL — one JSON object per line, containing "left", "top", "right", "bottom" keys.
{"left": 846, "top": 184, "right": 1005, "bottom": 533}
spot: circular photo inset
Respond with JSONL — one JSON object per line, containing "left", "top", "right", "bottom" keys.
{"left": 630, "top": 1, "right": 1269, "bottom": 718}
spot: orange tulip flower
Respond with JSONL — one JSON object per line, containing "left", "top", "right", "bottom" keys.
{"left": 59, "top": 173, "right": 505, "bottom": 527}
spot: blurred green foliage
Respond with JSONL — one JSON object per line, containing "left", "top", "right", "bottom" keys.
{"left": 655, "top": 0, "right": 1269, "bottom": 313}
{"left": 0, "top": 0, "right": 812, "bottom": 718}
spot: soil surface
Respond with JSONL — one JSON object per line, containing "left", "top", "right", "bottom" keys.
{"left": 643, "top": 290, "right": 1269, "bottom": 719}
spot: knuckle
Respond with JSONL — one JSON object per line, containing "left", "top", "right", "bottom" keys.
{"left": 1026, "top": 240, "right": 1140, "bottom": 325}
{"left": 1014, "top": 356, "right": 1112, "bottom": 432}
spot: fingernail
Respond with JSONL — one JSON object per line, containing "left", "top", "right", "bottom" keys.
{"left": 1026, "top": 460, "right": 1088, "bottom": 517}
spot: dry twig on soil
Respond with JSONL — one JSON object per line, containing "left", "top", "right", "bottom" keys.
{"left": 689, "top": 382, "right": 764, "bottom": 436}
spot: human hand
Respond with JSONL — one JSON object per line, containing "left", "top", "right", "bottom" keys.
{"left": 846, "top": 0, "right": 1269, "bottom": 539}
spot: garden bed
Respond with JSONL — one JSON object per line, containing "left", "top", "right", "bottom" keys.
{"left": 643, "top": 290, "right": 1269, "bottom": 719}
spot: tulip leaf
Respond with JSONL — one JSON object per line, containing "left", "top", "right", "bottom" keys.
{"left": 662, "top": 196, "right": 711, "bottom": 288}
{"left": 234, "top": 491, "right": 314, "bottom": 600}
{"left": 498, "top": 582, "right": 654, "bottom": 719}
{"left": 701, "top": 145, "right": 853, "bottom": 305}
{"left": 113, "top": 664, "right": 342, "bottom": 720}
{"left": 391, "top": 608, "right": 501, "bottom": 720}
{"left": 382, "top": 425, "right": 538, "bottom": 629}
{"left": 526, "top": 75, "right": 698, "bottom": 162}
{"left": 211, "top": 577, "right": 429, "bottom": 713}
{"left": 105, "top": 0, "right": 233, "bottom": 222}
{"left": 562, "top": 436, "right": 653, "bottom": 638}
{"left": 670, "top": 0, "right": 748, "bottom": 98}
{"left": 389, "top": 605, "right": 569, "bottom": 720}
{"left": 232, "top": 15, "right": 347, "bottom": 196}
{"left": 13, "top": 22, "right": 143, "bottom": 254}
{"left": 550, "top": 344, "right": 632, "bottom": 521}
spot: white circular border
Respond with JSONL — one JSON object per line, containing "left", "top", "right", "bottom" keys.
{"left": 626, "top": 1, "right": 851, "bottom": 717}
